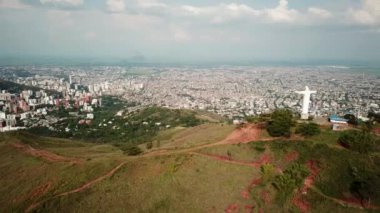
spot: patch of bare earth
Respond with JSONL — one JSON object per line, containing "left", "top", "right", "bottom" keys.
{"left": 225, "top": 203, "right": 239, "bottom": 213}
{"left": 221, "top": 124, "right": 262, "bottom": 144}
{"left": 292, "top": 160, "right": 319, "bottom": 213}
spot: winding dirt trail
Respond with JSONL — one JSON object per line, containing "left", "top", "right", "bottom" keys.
{"left": 309, "top": 187, "right": 380, "bottom": 211}
{"left": 9, "top": 142, "right": 82, "bottom": 164}
{"left": 142, "top": 124, "right": 272, "bottom": 158}
{"left": 292, "top": 160, "right": 380, "bottom": 212}
{"left": 25, "top": 162, "right": 126, "bottom": 213}
{"left": 23, "top": 124, "right": 267, "bottom": 212}
{"left": 58, "top": 162, "right": 126, "bottom": 196}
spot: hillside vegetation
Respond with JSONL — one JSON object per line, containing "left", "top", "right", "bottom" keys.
{"left": 29, "top": 97, "right": 218, "bottom": 145}
{"left": 0, "top": 109, "right": 379, "bottom": 212}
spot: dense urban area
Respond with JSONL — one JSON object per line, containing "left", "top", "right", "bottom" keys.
{"left": 0, "top": 65, "right": 379, "bottom": 132}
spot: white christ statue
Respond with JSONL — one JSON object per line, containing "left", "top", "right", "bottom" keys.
{"left": 296, "top": 86, "right": 317, "bottom": 120}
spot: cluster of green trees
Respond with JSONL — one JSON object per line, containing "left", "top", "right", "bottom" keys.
{"left": 265, "top": 109, "right": 321, "bottom": 138}
{"left": 338, "top": 130, "right": 379, "bottom": 153}
{"left": 266, "top": 109, "right": 294, "bottom": 137}
{"left": 31, "top": 96, "right": 204, "bottom": 147}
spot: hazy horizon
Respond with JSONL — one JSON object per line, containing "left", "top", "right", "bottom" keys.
{"left": 1, "top": 0, "right": 380, "bottom": 65}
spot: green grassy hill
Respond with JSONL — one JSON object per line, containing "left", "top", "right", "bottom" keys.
{"left": 0, "top": 124, "right": 379, "bottom": 213}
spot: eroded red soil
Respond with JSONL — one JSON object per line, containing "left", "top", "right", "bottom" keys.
{"left": 292, "top": 160, "right": 319, "bottom": 213}
{"left": 221, "top": 124, "right": 262, "bottom": 144}
{"left": 293, "top": 197, "right": 310, "bottom": 213}
{"left": 225, "top": 203, "right": 239, "bottom": 213}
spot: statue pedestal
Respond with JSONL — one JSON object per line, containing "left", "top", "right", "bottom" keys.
{"left": 301, "top": 113, "right": 309, "bottom": 120}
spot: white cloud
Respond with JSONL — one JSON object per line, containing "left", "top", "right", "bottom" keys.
{"left": 349, "top": 0, "right": 380, "bottom": 25}
{"left": 106, "top": 0, "right": 125, "bottom": 13}
{"left": 308, "top": 7, "right": 332, "bottom": 19}
{"left": 136, "top": 0, "right": 166, "bottom": 9}
{"left": 265, "top": 0, "right": 299, "bottom": 23}
{"left": 40, "top": 0, "right": 83, "bottom": 7}
{"left": 180, "top": 0, "right": 303, "bottom": 24}
{"left": 0, "top": 0, "right": 30, "bottom": 9}
{"left": 181, "top": 3, "right": 261, "bottom": 24}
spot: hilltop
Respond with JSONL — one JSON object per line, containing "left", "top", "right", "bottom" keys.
{"left": 1, "top": 115, "right": 379, "bottom": 212}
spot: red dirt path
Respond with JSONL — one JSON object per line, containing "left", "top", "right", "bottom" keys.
{"left": 58, "top": 162, "right": 126, "bottom": 196}
{"left": 9, "top": 142, "right": 82, "bottom": 164}
{"left": 13, "top": 181, "right": 53, "bottom": 205}
{"left": 25, "top": 162, "right": 126, "bottom": 212}
{"left": 143, "top": 124, "right": 270, "bottom": 158}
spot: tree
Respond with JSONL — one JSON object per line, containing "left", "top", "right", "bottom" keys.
{"left": 295, "top": 123, "right": 321, "bottom": 137}
{"left": 273, "top": 163, "right": 309, "bottom": 195}
{"left": 368, "top": 111, "right": 380, "bottom": 122}
{"left": 267, "top": 109, "right": 293, "bottom": 137}
{"left": 344, "top": 114, "right": 359, "bottom": 125}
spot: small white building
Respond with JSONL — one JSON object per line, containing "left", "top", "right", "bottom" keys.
{"left": 86, "top": 113, "right": 94, "bottom": 120}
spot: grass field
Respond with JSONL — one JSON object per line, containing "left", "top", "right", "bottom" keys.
{"left": 147, "top": 123, "right": 235, "bottom": 150}
{"left": 0, "top": 123, "right": 379, "bottom": 213}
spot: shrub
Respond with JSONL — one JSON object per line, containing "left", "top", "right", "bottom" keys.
{"left": 273, "top": 163, "right": 309, "bottom": 193}
{"left": 295, "top": 123, "right": 321, "bottom": 137}
{"left": 338, "top": 130, "right": 378, "bottom": 153}
{"left": 250, "top": 143, "right": 266, "bottom": 152}
{"left": 261, "top": 163, "right": 276, "bottom": 183}
{"left": 146, "top": 142, "right": 153, "bottom": 149}
{"left": 121, "top": 145, "right": 143, "bottom": 156}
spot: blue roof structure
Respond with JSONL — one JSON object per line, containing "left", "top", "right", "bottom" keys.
{"left": 329, "top": 115, "right": 349, "bottom": 122}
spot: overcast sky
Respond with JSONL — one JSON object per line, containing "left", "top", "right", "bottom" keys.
{"left": 0, "top": 0, "right": 380, "bottom": 64}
